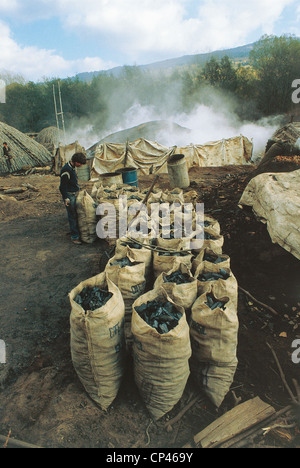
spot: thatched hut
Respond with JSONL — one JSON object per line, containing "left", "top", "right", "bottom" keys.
{"left": 35, "top": 126, "right": 63, "bottom": 155}
{"left": 0, "top": 121, "right": 53, "bottom": 174}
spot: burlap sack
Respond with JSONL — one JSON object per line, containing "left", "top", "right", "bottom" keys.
{"left": 69, "top": 272, "right": 125, "bottom": 410}
{"left": 160, "top": 188, "right": 185, "bottom": 204}
{"left": 189, "top": 284, "right": 238, "bottom": 407}
{"left": 115, "top": 237, "right": 152, "bottom": 278}
{"left": 194, "top": 263, "right": 238, "bottom": 308}
{"left": 154, "top": 263, "right": 198, "bottom": 310}
{"left": 203, "top": 215, "right": 221, "bottom": 236}
{"left": 76, "top": 190, "right": 98, "bottom": 244}
{"left": 153, "top": 250, "right": 193, "bottom": 279}
{"left": 191, "top": 231, "right": 224, "bottom": 255}
{"left": 105, "top": 252, "right": 147, "bottom": 316}
{"left": 132, "top": 287, "right": 191, "bottom": 420}
{"left": 192, "top": 249, "right": 230, "bottom": 275}
{"left": 156, "top": 236, "right": 191, "bottom": 251}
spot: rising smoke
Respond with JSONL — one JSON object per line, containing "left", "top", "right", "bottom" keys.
{"left": 65, "top": 80, "right": 283, "bottom": 161}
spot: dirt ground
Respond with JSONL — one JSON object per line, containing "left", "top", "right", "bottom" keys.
{"left": 0, "top": 165, "right": 299, "bottom": 449}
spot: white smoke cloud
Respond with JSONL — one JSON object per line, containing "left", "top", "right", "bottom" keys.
{"left": 69, "top": 96, "right": 280, "bottom": 160}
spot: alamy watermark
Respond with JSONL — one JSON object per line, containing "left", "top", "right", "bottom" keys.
{"left": 96, "top": 197, "right": 204, "bottom": 249}
{"left": 291, "top": 79, "right": 300, "bottom": 104}
{"left": 292, "top": 339, "right": 300, "bottom": 364}
{"left": 0, "top": 340, "right": 6, "bottom": 364}
{"left": 0, "top": 80, "right": 6, "bottom": 104}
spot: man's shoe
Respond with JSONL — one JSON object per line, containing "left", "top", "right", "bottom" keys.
{"left": 72, "top": 239, "right": 82, "bottom": 245}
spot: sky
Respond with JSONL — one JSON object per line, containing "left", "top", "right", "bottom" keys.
{"left": 0, "top": 0, "right": 300, "bottom": 82}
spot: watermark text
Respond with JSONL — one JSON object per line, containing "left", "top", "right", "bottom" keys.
{"left": 0, "top": 80, "right": 6, "bottom": 104}
{"left": 0, "top": 340, "right": 6, "bottom": 364}
{"left": 292, "top": 79, "right": 300, "bottom": 104}
{"left": 96, "top": 197, "right": 204, "bottom": 249}
{"left": 292, "top": 339, "right": 300, "bottom": 364}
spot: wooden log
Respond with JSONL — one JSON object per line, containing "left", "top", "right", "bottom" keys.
{"left": 3, "top": 187, "right": 26, "bottom": 194}
{"left": 21, "top": 183, "right": 39, "bottom": 192}
{"left": 0, "top": 434, "right": 42, "bottom": 449}
{"left": 183, "top": 397, "right": 275, "bottom": 449}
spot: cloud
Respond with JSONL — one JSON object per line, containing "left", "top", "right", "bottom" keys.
{"left": 0, "top": 0, "right": 298, "bottom": 79}
{"left": 22, "top": 0, "right": 299, "bottom": 58}
{"left": 0, "top": 20, "right": 116, "bottom": 80}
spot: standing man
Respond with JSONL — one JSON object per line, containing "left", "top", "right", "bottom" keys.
{"left": 59, "top": 152, "right": 87, "bottom": 245}
{"left": 3, "top": 142, "right": 13, "bottom": 173}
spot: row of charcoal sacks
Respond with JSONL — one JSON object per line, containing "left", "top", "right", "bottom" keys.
{"left": 68, "top": 216, "right": 239, "bottom": 420}
{"left": 74, "top": 183, "right": 198, "bottom": 246}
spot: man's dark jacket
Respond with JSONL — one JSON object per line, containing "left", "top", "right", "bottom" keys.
{"left": 59, "top": 161, "right": 80, "bottom": 200}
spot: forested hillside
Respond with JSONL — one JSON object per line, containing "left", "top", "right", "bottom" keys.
{"left": 0, "top": 35, "right": 299, "bottom": 137}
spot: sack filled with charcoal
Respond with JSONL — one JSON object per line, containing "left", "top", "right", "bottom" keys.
{"left": 69, "top": 272, "right": 125, "bottom": 410}
{"left": 192, "top": 248, "right": 230, "bottom": 275}
{"left": 132, "top": 287, "right": 191, "bottom": 421}
{"left": 105, "top": 251, "right": 147, "bottom": 348}
{"left": 105, "top": 251, "right": 147, "bottom": 315}
{"left": 154, "top": 263, "right": 197, "bottom": 311}
{"left": 189, "top": 284, "right": 238, "bottom": 408}
{"left": 153, "top": 237, "right": 193, "bottom": 279}
{"left": 115, "top": 236, "right": 153, "bottom": 279}
{"left": 194, "top": 263, "right": 238, "bottom": 308}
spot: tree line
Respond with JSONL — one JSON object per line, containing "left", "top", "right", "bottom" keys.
{"left": 0, "top": 34, "right": 300, "bottom": 136}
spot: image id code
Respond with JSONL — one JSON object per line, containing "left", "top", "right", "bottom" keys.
{"left": 0, "top": 340, "right": 6, "bottom": 364}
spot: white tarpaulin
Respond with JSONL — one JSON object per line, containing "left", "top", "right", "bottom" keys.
{"left": 91, "top": 135, "right": 252, "bottom": 177}
{"left": 239, "top": 169, "right": 300, "bottom": 260}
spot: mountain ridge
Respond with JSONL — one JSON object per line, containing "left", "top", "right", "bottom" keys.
{"left": 75, "top": 42, "right": 256, "bottom": 82}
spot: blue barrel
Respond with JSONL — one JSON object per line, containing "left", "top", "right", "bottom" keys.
{"left": 116, "top": 167, "right": 138, "bottom": 187}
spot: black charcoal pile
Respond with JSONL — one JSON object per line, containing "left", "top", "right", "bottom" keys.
{"left": 158, "top": 251, "right": 190, "bottom": 257}
{"left": 135, "top": 300, "right": 182, "bottom": 334}
{"left": 164, "top": 270, "right": 193, "bottom": 285}
{"left": 198, "top": 268, "right": 230, "bottom": 282}
{"left": 75, "top": 286, "right": 113, "bottom": 311}
{"left": 204, "top": 231, "right": 216, "bottom": 240}
{"left": 203, "top": 253, "right": 226, "bottom": 264}
{"left": 205, "top": 293, "right": 227, "bottom": 310}
{"left": 123, "top": 187, "right": 138, "bottom": 192}
{"left": 204, "top": 220, "right": 213, "bottom": 228}
{"left": 120, "top": 241, "right": 143, "bottom": 250}
{"left": 110, "top": 257, "right": 137, "bottom": 267}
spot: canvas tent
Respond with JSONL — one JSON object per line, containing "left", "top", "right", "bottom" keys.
{"left": 239, "top": 169, "right": 300, "bottom": 261}
{"left": 0, "top": 121, "right": 53, "bottom": 174}
{"left": 53, "top": 140, "right": 86, "bottom": 175}
{"left": 53, "top": 140, "right": 92, "bottom": 181}
{"left": 90, "top": 135, "right": 253, "bottom": 178}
